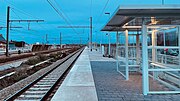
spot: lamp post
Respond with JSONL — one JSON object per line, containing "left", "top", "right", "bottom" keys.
{"left": 105, "top": 12, "right": 111, "bottom": 57}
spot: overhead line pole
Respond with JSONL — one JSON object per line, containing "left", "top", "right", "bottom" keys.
{"left": 90, "top": 17, "right": 93, "bottom": 51}
{"left": 5, "top": 6, "right": 44, "bottom": 57}
{"left": 4, "top": 6, "right": 44, "bottom": 57}
{"left": 6, "top": 6, "right": 10, "bottom": 57}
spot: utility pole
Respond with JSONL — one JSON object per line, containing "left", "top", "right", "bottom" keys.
{"left": 90, "top": 17, "right": 92, "bottom": 51}
{"left": 6, "top": 6, "right": 10, "bottom": 57}
{"left": 60, "top": 32, "right": 62, "bottom": 48}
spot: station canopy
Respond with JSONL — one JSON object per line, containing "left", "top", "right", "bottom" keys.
{"left": 101, "top": 5, "right": 180, "bottom": 31}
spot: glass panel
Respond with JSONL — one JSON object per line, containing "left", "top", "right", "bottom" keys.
{"left": 149, "top": 71, "right": 180, "bottom": 92}
{"left": 117, "top": 33, "right": 126, "bottom": 77}
{"left": 147, "top": 25, "right": 180, "bottom": 93}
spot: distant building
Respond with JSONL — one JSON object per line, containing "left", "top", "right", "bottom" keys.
{"left": 0, "top": 34, "right": 24, "bottom": 50}
{"left": 11, "top": 40, "right": 26, "bottom": 47}
{"left": 0, "top": 34, "right": 6, "bottom": 49}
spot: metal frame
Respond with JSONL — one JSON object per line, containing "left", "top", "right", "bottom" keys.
{"left": 116, "top": 24, "right": 180, "bottom": 95}
{"left": 146, "top": 25, "right": 180, "bottom": 95}
{"left": 116, "top": 32, "right": 127, "bottom": 78}
{"left": 142, "top": 21, "right": 149, "bottom": 95}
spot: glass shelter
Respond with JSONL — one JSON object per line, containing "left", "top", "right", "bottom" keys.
{"left": 101, "top": 5, "right": 180, "bottom": 95}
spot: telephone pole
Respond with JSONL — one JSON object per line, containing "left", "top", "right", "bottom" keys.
{"left": 90, "top": 17, "right": 92, "bottom": 51}
{"left": 6, "top": 6, "right": 10, "bottom": 57}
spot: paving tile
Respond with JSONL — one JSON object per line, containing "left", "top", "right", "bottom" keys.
{"left": 90, "top": 51, "right": 180, "bottom": 101}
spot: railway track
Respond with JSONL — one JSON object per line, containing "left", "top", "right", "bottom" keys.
{"left": 0, "top": 48, "right": 71, "bottom": 64}
{"left": 5, "top": 47, "right": 84, "bottom": 101}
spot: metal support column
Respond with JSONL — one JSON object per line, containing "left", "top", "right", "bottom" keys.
{"left": 125, "top": 29, "right": 129, "bottom": 80}
{"left": 142, "top": 19, "right": 149, "bottom": 95}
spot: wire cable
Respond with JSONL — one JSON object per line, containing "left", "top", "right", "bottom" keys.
{"left": 94, "top": 0, "right": 110, "bottom": 29}
{"left": 47, "top": 0, "right": 79, "bottom": 34}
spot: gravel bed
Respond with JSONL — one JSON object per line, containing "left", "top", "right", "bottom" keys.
{"left": 0, "top": 50, "right": 76, "bottom": 101}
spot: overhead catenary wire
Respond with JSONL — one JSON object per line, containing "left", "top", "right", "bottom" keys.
{"left": 47, "top": 0, "right": 87, "bottom": 45}
{"left": 47, "top": 0, "right": 79, "bottom": 35}
{"left": 4, "top": 0, "right": 56, "bottom": 33}
{"left": 4, "top": 0, "right": 40, "bottom": 19}
{"left": 50, "top": 0, "right": 88, "bottom": 44}
{"left": 10, "top": 29, "right": 45, "bottom": 38}
{"left": 8, "top": 8, "right": 48, "bottom": 41}
{"left": 0, "top": 0, "right": 59, "bottom": 44}
{"left": 11, "top": 7, "right": 49, "bottom": 31}
{"left": 53, "top": 0, "right": 74, "bottom": 27}
{"left": 90, "top": 0, "right": 93, "bottom": 17}
{"left": 52, "top": 0, "right": 87, "bottom": 43}
{"left": 94, "top": 0, "right": 120, "bottom": 32}
{"left": 10, "top": 8, "right": 42, "bottom": 34}
{"left": 94, "top": 0, "right": 110, "bottom": 30}
{"left": 2, "top": 0, "right": 91, "bottom": 44}
{"left": 10, "top": 29, "right": 47, "bottom": 43}
{"left": 3, "top": 2, "right": 60, "bottom": 43}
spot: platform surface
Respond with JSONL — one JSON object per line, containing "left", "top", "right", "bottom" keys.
{"left": 89, "top": 50, "right": 180, "bottom": 101}
{"left": 52, "top": 48, "right": 180, "bottom": 101}
{"left": 51, "top": 47, "right": 98, "bottom": 101}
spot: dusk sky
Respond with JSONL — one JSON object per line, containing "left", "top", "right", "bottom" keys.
{"left": 0, "top": 0, "right": 180, "bottom": 44}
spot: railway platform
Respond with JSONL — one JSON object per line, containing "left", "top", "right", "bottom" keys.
{"left": 51, "top": 47, "right": 98, "bottom": 101}
{"left": 52, "top": 47, "right": 180, "bottom": 101}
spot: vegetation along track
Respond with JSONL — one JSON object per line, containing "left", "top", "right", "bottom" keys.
{"left": 5, "top": 47, "right": 85, "bottom": 101}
